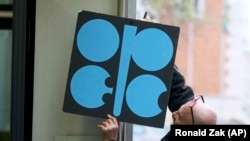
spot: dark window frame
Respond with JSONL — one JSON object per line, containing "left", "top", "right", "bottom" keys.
{"left": 0, "top": 4, "right": 13, "bottom": 29}
{"left": 11, "top": 0, "right": 36, "bottom": 141}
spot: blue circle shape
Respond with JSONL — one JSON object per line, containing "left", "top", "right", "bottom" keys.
{"left": 70, "top": 65, "right": 113, "bottom": 108}
{"left": 132, "top": 28, "right": 173, "bottom": 71}
{"left": 126, "top": 74, "right": 167, "bottom": 117}
{"left": 77, "top": 19, "right": 120, "bottom": 62}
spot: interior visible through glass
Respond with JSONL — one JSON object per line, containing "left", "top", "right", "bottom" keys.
{"left": 0, "top": 30, "right": 12, "bottom": 141}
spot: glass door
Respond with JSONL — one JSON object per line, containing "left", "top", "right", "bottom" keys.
{"left": 0, "top": 0, "right": 13, "bottom": 141}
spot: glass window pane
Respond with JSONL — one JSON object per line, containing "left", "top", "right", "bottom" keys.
{"left": 135, "top": 0, "right": 250, "bottom": 140}
{"left": 0, "top": 29, "right": 12, "bottom": 141}
{"left": 0, "top": 0, "right": 13, "bottom": 5}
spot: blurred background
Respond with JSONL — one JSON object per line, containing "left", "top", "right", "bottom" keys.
{"left": 0, "top": 0, "right": 12, "bottom": 140}
{"left": 1, "top": 0, "right": 249, "bottom": 141}
{"left": 134, "top": 0, "right": 250, "bottom": 140}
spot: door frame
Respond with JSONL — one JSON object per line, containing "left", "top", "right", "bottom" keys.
{"left": 11, "top": 0, "right": 36, "bottom": 141}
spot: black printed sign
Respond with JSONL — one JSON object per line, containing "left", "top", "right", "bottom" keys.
{"left": 63, "top": 10, "right": 180, "bottom": 128}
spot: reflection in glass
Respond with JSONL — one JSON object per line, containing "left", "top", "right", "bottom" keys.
{"left": 0, "top": 30, "right": 12, "bottom": 141}
{"left": 0, "top": 0, "right": 13, "bottom": 5}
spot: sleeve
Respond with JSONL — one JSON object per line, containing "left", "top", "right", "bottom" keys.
{"left": 168, "top": 65, "right": 195, "bottom": 112}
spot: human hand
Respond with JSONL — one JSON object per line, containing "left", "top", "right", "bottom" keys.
{"left": 97, "top": 114, "right": 119, "bottom": 141}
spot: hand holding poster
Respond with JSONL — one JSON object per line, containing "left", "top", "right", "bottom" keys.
{"left": 63, "top": 10, "right": 180, "bottom": 128}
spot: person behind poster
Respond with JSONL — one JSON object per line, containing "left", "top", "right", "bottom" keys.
{"left": 98, "top": 95, "right": 217, "bottom": 141}
{"left": 97, "top": 13, "right": 217, "bottom": 141}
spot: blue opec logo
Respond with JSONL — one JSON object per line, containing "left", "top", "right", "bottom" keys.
{"left": 64, "top": 10, "right": 179, "bottom": 128}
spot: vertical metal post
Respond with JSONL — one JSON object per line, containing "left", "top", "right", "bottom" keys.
{"left": 11, "top": 0, "right": 35, "bottom": 141}
{"left": 116, "top": 0, "right": 136, "bottom": 140}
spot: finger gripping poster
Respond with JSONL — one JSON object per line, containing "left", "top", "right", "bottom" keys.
{"left": 63, "top": 10, "right": 180, "bottom": 128}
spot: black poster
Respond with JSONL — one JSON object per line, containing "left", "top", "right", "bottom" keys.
{"left": 63, "top": 10, "right": 180, "bottom": 128}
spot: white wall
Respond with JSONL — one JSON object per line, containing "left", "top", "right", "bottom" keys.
{"left": 33, "top": 0, "right": 135, "bottom": 141}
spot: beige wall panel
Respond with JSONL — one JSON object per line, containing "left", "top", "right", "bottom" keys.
{"left": 33, "top": 0, "right": 120, "bottom": 141}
